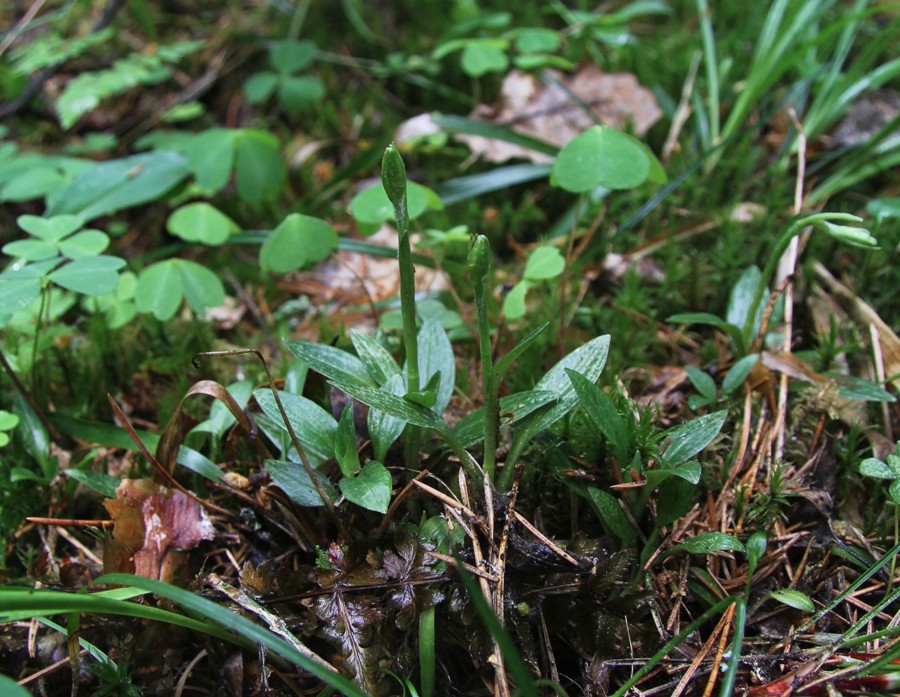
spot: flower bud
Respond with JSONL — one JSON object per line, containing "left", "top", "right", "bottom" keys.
{"left": 381, "top": 143, "right": 407, "bottom": 212}
{"left": 469, "top": 234, "right": 491, "bottom": 279}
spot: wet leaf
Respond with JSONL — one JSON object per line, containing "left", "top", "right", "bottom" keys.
{"left": 661, "top": 410, "right": 727, "bottom": 467}
{"left": 283, "top": 339, "right": 373, "bottom": 387}
{"left": 588, "top": 487, "right": 635, "bottom": 546}
{"left": 671, "top": 533, "right": 745, "bottom": 556}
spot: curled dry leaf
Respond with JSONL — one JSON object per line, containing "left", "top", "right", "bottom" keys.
{"left": 103, "top": 478, "right": 214, "bottom": 582}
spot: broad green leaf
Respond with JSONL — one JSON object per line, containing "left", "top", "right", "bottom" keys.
{"left": 350, "top": 330, "right": 400, "bottom": 386}
{"left": 524, "top": 246, "right": 565, "bottom": 280}
{"left": 722, "top": 354, "right": 759, "bottom": 395}
{"left": 0, "top": 411, "right": 19, "bottom": 430}
{"left": 494, "top": 322, "right": 549, "bottom": 377}
{"left": 553, "top": 126, "right": 650, "bottom": 192}
{"left": 502, "top": 280, "right": 530, "bottom": 320}
{"left": 511, "top": 28, "right": 561, "bottom": 53}
{"left": 13, "top": 394, "right": 52, "bottom": 476}
{"left": 460, "top": 40, "right": 509, "bottom": 77}
{"left": 645, "top": 461, "right": 702, "bottom": 488}
{"left": 859, "top": 457, "right": 898, "bottom": 479}
{"left": 244, "top": 72, "right": 278, "bottom": 104}
{"left": 135, "top": 261, "right": 182, "bottom": 320}
{"left": 514, "top": 334, "right": 611, "bottom": 438}
{"left": 768, "top": 589, "right": 815, "bottom": 612}
{"left": 58, "top": 229, "right": 110, "bottom": 258}
{"left": 253, "top": 389, "right": 337, "bottom": 466}
{"left": 0, "top": 261, "right": 56, "bottom": 320}
{"left": 235, "top": 129, "right": 286, "bottom": 204}
{"left": 335, "top": 406, "right": 360, "bottom": 478}
{"left": 417, "top": 316, "right": 455, "bottom": 415}
{"left": 259, "top": 213, "right": 337, "bottom": 273}
{"left": 329, "top": 379, "right": 453, "bottom": 440}
{"left": 185, "top": 128, "right": 235, "bottom": 193}
{"left": 278, "top": 76, "right": 325, "bottom": 111}
{"left": 48, "top": 256, "right": 125, "bottom": 295}
{"left": 452, "top": 390, "right": 557, "bottom": 448}
{"left": 17, "top": 214, "right": 83, "bottom": 241}
{"left": 368, "top": 373, "right": 406, "bottom": 462}
{"left": 587, "top": 487, "right": 635, "bottom": 545}
{"left": 567, "top": 369, "right": 630, "bottom": 466}
{"left": 405, "top": 371, "right": 440, "bottom": 408}
{"left": 0, "top": 673, "right": 31, "bottom": 697}
{"left": 283, "top": 339, "right": 374, "bottom": 387}
{"left": 269, "top": 39, "right": 317, "bottom": 73}
{"left": 349, "top": 181, "right": 443, "bottom": 226}
{"left": 265, "top": 459, "right": 336, "bottom": 507}
{"left": 661, "top": 410, "right": 727, "bottom": 466}
{"left": 867, "top": 197, "right": 900, "bottom": 222}
{"left": 167, "top": 202, "right": 237, "bottom": 245}
{"left": 671, "top": 532, "right": 745, "bottom": 555}
{"left": 339, "top": 461, "right": 392, "bottom": 513}
{"left": 47, "top": 151, "right": 189, "bottom": 221}
{"left": 2, "top": 238, "right": 57, "bottom": 261}
{"left": 176, "top": 260, "right": 224, "bottom": 314}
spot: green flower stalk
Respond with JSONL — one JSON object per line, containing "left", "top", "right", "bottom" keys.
{"left": 470, "top": 234, "right": 499, "bottom": 480}
{"left": 382, "top": 143, "right": 420, "bottom": 395}
{"left": 744, "top": 212, "right": 876, "bottom": 347}
{"left": 382, "top": 143, "right": 422, "bottom": 474}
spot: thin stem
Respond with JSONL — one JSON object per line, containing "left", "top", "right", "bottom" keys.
{"left": 471, "top": 235, "right": 498, "bottom": 480}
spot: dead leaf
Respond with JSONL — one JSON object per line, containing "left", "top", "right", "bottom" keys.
{"left": 400, "top": 65, "right": 662, "bottom": 164}
{"left": 104, "top": 478, "right": 214, "bottom": 581}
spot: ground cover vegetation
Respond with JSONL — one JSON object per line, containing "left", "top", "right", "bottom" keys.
{"left": 0, "top": 0, "right": 898, "bottom": 694}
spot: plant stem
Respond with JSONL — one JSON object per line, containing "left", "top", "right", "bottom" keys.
{"left": 470, "top": 235, "right": 498, "bottom": 481}
{"left": 382, "top": 143, "right": 422, "bottom": 472}
{"left": 743, "top": 212, "right": 862, "bottom": 347}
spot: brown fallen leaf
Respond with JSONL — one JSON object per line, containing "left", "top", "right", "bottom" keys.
{"left": 398, "top": 65, "right": 661, "bottom": 164}
{"left": 104, "top": 478, "right": 214, "bottom": 582}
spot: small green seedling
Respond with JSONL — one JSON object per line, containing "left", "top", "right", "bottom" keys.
{"left": 860, "top": 442, "right": 900, "bottom": 505}
{"left": 0, "top": 214, "right": 125, "bottom": 327}
{"left": 685, "top": 354, "right": 759, "bottom": 410}
{"left": 245, "top": 40, "right": 325, "bottom": 113}
{"left": 670, "top": 212, "right": 878, "bottom": 356}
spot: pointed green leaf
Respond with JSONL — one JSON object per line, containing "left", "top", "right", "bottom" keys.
{"left": 335, "top": 405, "right": 360, "bottom": 477}
{"left": 266, "top": 459, "right": 337, "bottom": 507}
{"left": 253, "top": 389, "right": 336, "bottom": 466}
{"left": 661, "top": 410, "right": 727, "bottom": 466}
{"left": 494, "top": 322, "right": 549, "bottom": 376}
{"left": 350, "top": 330, "right": 400, "bottom": 386}
{"left": 671, "top": 532, "right": 745, "bottom": 556}
{"left": 452, "top": 390, "right": 557, "bottom": 448}
{"left": 283, "top": 339, "right": 374, "bottom": 387}
{"left": 417, "top": 316, "right": 455, "bottom": 414}
{"left": 587, "top": 487, "right": 635, "bottom": 545}
{"left": 768, "top": 589, "right": 814, "bottom": 612}
{"left": 567, "top": 369, "right": 631, "bottom": 465}
{"left": 368, "top": 373, "right": 407, "bottom": 462}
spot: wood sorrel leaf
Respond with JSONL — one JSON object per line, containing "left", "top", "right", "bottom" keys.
{"left": 552, "top": 126, "right": 650, "bottom": 192}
